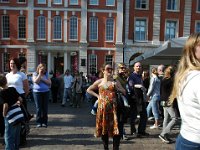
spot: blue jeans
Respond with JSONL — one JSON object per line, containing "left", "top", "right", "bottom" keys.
{"left": 33, "top": 91, "right": 49, "bottom": 125}
{"left": 176, "top": 134, "right": 200, "bottom": 150}
{"left": 62, "top": 88, "right": 72, "bottom": 105}
{"left": 4, "top": 118, "right": 21, "bottom": 150}
{"left": 146, "top": 95, "right": 160, "bottom": 120}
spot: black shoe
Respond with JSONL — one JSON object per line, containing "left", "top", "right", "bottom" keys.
{"left": 137, "top": 132, "right": 149, "bottom": 137}
{"left": 158, "top": 134, "right": 170, "bottom": 143}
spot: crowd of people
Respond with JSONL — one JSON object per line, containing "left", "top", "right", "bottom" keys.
{"left": 0, "top": 33, "right": 200, "bottom": 150}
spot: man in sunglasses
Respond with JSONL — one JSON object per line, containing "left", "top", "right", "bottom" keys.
{"left": 128, "top": 61, "right": 148, "bottom": 137}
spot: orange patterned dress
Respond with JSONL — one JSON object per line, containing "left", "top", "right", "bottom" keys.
{"left": 96, "top": 84, "right": 119, "bottom": 137}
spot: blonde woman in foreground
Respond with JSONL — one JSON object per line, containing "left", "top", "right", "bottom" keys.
{"left": 170, "top": 33, "right": 200, "bottom": 150}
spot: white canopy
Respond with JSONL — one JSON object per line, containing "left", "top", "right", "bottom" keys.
{"left": 130, "top": 37, "right": 188, "bottom": 66}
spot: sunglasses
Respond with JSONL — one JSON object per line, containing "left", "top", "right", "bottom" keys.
{"left": 105, "top": 67, "right": 113, "bottom": 71}
{"left": 120, "top": 67, "right": 126, "bottom": 70}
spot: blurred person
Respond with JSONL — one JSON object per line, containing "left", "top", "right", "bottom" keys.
{"left": 170, "top": 33, "right": 200, "bottom": 149}
{"left": 50, "top": 73, "right": 60, "bottom": 103}
{"left": 72, "top": 71, "right": 82, "bottom": 108}
{"left": 0, "top": 74, "right": 23, "bottom": 150}
{"left": 87, "top": 64, "right": 126, "bottom": 150}
{"left": 6, "top": 58, "right": 30, "bottom": 146}
{"left": 146, "top": 67, "right": 161, "bottom": 129}
{"left": 159, "top": 66, "right": 178, "bottom": 143}
{"left": 32, "top": 64, "right": 51, "bottom": 128}
{"left": 61, "top": 69, "right": 74, "bottom": 107}
{"left": 128, "top": 62, "right": 148, "bottom": 137}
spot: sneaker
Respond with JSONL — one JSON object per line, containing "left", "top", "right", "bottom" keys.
{"left": 91, "top": 109, "right": 96, "bottom": 115}
{"left": 42, "top": 124, "right": 47, "bottom": 128}
{"left": 148, "top": 117, "right": 154, "bottom": 121}
{"left": 61, "top": 104, "right": 65, "bottom": 107}
{"left": 36, "top": 124, "right": 42, "bottom": 128}
{"left": 123, "top": 135, "right": 129, "bottom": 140}
{"left": 150, "top": 124, "right": 159, "bottom": 129}
{"left": 158, "top": 134, "right": 170, "bottom": 143}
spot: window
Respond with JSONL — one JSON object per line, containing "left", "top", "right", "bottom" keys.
{"left": 70, "top": 0, "right": 78, "bottom": 5}
{"left": 89, "top": 0, "right": 98, "bottom": 5}
{"left": 18, "top": 0, "right": 26, "bottom": 3}
{"left": 165, "top": 20, "right": 177, "bottom": 40}
{"left": 37, "top": 16, "right": 46, "bottom": 39}
{"left": 106, "top": 18, "right": 114, "bottom": 41}
{"left": 18, "top": 16, "right": 26, "bottom": 39}
{"left": 195, "top": 22, "right": 200, "bottom": 33}
{"left": 167, "top": 0, "right": 179, "bottom": 10}
{"left": 135, "top": 0, "right": 148, "bottom": 9}
{"left": 197, "top": 0, "right": 200, "bottom": 12}
{"left": 135, "top": 18, "right": 147, "bottom": 41}
{"left": 88, "top": 54, "right": 97, "bottom": 74}
{"left": 89, "top": 17, "right": 98, "bottom": 41}
{"left": 38, "top": 0, "right": 46, "bottom": 4}
{"left": 3, "top": 52, "right": 10, "bottom": 72}
{"left": 2, "top": 15, "right": 10, "bottom": 38}
{"left": 0, "top": 0, "right": 9, "bottom": 2}
{"left": 105, "top": 55, "right": 113, "bottom": 66}
{"left": 106, "top": 0, "right": 115, "bottom": 6}
{"left": 53, "top": 16, "right": 62, "bottom": 39}
{"left": 53, "top": 0, "right": 62, "bottom": 4}
{"left": 69, "top": 16, "right": 78, "bottom": 40}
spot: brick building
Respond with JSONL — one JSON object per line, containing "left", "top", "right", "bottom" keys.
{"left": 0, "top": 0, "right": 199, "bottom": 74}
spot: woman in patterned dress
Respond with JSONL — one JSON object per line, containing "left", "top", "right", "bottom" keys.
{"left": 87, "top": 64, "right": 126, "bottom": 150}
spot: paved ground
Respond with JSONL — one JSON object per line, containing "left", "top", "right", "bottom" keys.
{"left": 0, "top": 100, "right": 179, "bottom": 150}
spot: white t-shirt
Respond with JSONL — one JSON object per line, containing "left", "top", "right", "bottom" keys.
{"left": 178, "top": 70, "right": 200, "bottom": 144}
{"left": 6, "top": 71, "right": 27, "bottom": 94}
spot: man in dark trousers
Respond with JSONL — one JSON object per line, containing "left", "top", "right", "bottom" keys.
{"left": 128, "top": 61, "right": 149, "bottom": 137}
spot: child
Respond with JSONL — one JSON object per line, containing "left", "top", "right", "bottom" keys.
{"left": 0, "top": 74, "right": 23, "bottom": 150}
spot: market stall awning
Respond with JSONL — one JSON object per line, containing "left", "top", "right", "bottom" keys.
{"left": 130, "top": 37, "right": 188, "bottom": 66}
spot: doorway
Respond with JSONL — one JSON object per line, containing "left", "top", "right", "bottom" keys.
{"left": 54, "top": 56, "right": 64, "bottom": 75}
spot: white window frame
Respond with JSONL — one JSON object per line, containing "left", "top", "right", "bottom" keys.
{"left": 53, "top": 0, "right": 62, "bottom": 5}
{"left": 195, "top": 21, "right": 200, "bottom": 33}
{"left": 18, "top": 16, "right": 26, "bottom": 39}
{"left": 105, "top": 18, "right": 114, "bottom": 42}
{"left": 37, "top": 16, "right": 46, "bottom": 40}
{"left": 89, "top": 17, "right": 98, "bottom": 41}
{"left": 89, "top": 0, "right": 99, "bottom": 5}
{"left": 69, "top": 0, "right": 78, "bottom": 5}
{"left": 53, "top": 16, "right": 62, "bottom": 40}
{"left": 165, "top": 19, "right": 178, "bottom": 41}
{"left": 106, "top": 0, "right": 115, "bottom": 6}
{"left": 134, "top": 17, "right": 148, "bottom": 42}
{"left": 105, "top": 55, "right": 113, "bottom": 66}
{"left": 88, "top": 54, "right": 97, "bottom": 74}
{"left": 37, "top": 0, "right": 46, "bottom": 4}
{"left": 166, "top": 0, "right": 180, "bottom": 11}
{"left": 135, "top": 0, "right": 149, "bottom": 10}
{"left": 69, "top": 16, "right": 78, "bottom": 41}
{"left": 1, "top": 15, "right": 10, "bottom": 39}
{"left": 17, "top": 0, "right": 26, "bottom": 3}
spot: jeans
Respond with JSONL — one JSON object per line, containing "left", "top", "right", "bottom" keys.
{"left": 4, "top": 118, "right": 21, "bottom": 150}
{"left": 161, "top": 106, "right": 178, "bottom": 136}
{"left": 62, "top": 88, "right": 72, "bottom": 105}
{"left": 176, "top": 134, "right": 200, "bottom": 150}
{"left": 33, "top": 91, "right": 49, "bottom": 125}
{"left": 146, "top": 95, "right": 160, "bottom": 120}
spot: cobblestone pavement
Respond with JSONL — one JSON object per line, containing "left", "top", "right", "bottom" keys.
{"left": 0, "top": 100, "right": 179, "bottom": 150}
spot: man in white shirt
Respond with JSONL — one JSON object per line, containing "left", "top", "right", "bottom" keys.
{"left": 61, "top": 70, "right": 74, "bottom": 106}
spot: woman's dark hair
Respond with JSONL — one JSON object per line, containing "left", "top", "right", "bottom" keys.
{"left": 10, "top": 58, "right": 21, "bottom": 71}
{"left": 0, "top": 74, "right": 7, "bottom": 87}
{"left": 19, "top": 57, "right": 27, "bottom": 66}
